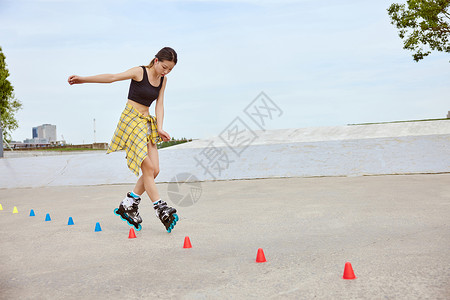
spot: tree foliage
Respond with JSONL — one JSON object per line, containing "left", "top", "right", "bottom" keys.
{"left": 0, "top": 46, "right": 22, "bottom": 142}
{"left": 387, "top": 0, "right": 450, "bottom": 62}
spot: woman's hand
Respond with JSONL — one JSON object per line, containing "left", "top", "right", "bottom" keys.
{"left": 158, "top": 129, "right": 171, "bottom": 142}
{"left": 68, "top": 75, "right": 83, "bottom": 85}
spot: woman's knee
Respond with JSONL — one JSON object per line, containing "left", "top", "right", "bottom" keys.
{"left": 141, "top": 158, "right": 155, "bottom": 175}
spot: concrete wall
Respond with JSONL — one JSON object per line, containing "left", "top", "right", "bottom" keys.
{"left": 1, "top": 120, "right": 449, "bottom": 188}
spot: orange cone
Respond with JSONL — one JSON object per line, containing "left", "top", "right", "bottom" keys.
{"left": 183, "top": 236, "right": 192, "bottom": 248}
{"left": 342, "top": 262, "right": 357, "bottom": 279}
{"left": 256, "top": 248, "right": 267, "bottom": 263}
{"left": 128, "top": 228, "right": 136, "bottom": 239}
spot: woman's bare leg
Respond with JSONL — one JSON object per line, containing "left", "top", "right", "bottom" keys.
{"left": 133, "top": 176, "right": 144, "bottom": 195}
{"left": 133, "top": 142, "right": 160, "bottom": 198}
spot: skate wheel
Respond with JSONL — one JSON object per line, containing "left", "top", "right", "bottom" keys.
{"left": 169, "top": 224, "right": 174, "bottom": 230}
{"left": 173, "top": 214, "right": 179, "bottom": 221}
{"left": 113, "top": 208, "right": 119, "bottom": 215}
{"left": 167, "top": 228, "right": 172, "bottom": 233}
{"left": 135, "top": 224, "right": 142, "bottom": 231}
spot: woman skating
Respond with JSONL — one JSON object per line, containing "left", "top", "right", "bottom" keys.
{"left": 68, "top": 47, "right": 179, "bottom": 232}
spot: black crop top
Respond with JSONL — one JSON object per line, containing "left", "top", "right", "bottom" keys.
{"left": 128, "top": 66, "right": 164, "bottom": 107}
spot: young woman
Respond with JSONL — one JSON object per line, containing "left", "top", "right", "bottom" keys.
{"left": 68, "top": 47, "right": 179, "bottom": 233}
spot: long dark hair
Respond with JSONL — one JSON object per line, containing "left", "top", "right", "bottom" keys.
{"left": 147, "top": 47, "right": 177, "bottom": 68}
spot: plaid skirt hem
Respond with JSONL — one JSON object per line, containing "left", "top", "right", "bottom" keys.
{"left": 107, "top": 103, "right": 162, "bottom": 176}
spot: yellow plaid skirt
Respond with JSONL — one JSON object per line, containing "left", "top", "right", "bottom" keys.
{"left": 107, "top": 103, "right": 162, "bottom": 176}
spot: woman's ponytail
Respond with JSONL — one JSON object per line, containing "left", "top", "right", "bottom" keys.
{"left": 147, "top": 58, "right": 156, "bottom": 68}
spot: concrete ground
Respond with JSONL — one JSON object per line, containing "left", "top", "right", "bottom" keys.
{"left": 0, "top": 174, "right": 449, "bottom": 299}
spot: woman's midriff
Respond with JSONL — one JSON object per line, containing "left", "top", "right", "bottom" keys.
{"left": 127, "top": 99, "right": 150, "bottom": 116}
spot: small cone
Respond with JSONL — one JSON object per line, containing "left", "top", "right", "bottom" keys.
{"left": 128, "top": 228, "right": 136, "bottom": 239}
{"left": 29, "top": 209, "right": 35, "bottom": 217}
{"left": 45, "top": 213, "right": 51, "bottom": 221}
{"left": 95, "top": 222, "right": 102, "bottom": 232}
{"left": 13, "top": 206, "right": 18, "bottom": 214}
{"left": 183, "top": 236, "right": 192, "bottom": 248}
{"left": 256, "top": 248, "right": 267, "bottom": 263}
{"left": 343, "top": 262, "right": 357, "bottom": 280}
{"left": 0, "top": 204, "right": 3, "bottom": 210}
{"left": 68, "top": 217, "right": 74, "bottom": 225}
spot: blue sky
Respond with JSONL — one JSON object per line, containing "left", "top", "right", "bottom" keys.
{"left": 1, "top": 0, "right": 449, "bottom": 144}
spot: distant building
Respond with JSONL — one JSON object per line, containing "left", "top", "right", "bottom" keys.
{"left": 31, "top": 124, "right": 57, "bottom": 143}
{"left": 447, "top": 111, "right": 450, "bottom": 119}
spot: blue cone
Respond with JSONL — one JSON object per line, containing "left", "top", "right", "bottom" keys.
{"left": 68, "top": 217, "right": 74, "bottom": 225}
{"left": 29, "top": 209, "right": 35, "bottom": 217}
{"left": 95, "top": 222, "right": 102, "bottom": 232}
{"left": 45, "top": 213, "right": 51, "bottom": 221}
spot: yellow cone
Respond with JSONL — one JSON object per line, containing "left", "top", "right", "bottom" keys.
{"left": 0, "top": 204, "right": 3, "bottom": 211}
{"left": 13, "top": 206, "right": 18, "bottom": 214}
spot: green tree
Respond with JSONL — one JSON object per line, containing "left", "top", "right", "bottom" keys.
{"left": 0, "top": 46, "right": 22, "bottom": 142}
{"left": 387, "top": 0, "right": 450, "bottom": 62}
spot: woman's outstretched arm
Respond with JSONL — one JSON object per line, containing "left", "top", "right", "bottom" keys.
{"left": 68, "top": 67, "right": 140, "bottom": 85}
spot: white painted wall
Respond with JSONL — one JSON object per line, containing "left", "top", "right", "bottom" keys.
{"left": 1, "top": 120, "right": 449, "bottom": 188}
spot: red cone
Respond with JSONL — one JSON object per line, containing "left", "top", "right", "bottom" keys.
{"left": 128, "top": 228, "right": 136, "bottom": 239}
{"left": 256, "top": 248, "right": 267, "bottom": 263}
{"left": 183, "top": 236, "right": 192, "bottom": 248}
{"left": 342, "top": 262, "right": 356, "bottom": 279}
